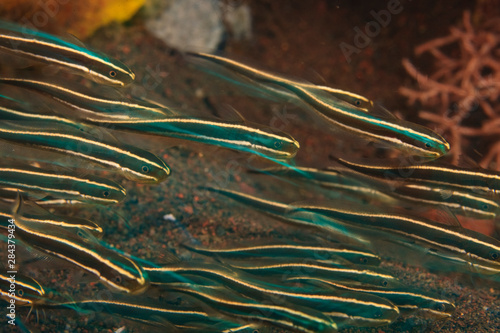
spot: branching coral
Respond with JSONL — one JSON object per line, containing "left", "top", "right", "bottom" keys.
{"left": 400, "top": 10, "right": 500, "bottom": 168}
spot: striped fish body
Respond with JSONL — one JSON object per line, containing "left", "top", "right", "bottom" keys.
{"left": 189, "top": 52, "right": 374, "bottom": 111}
{"left": 0, "top": 96, "right": 93, "bottom": 132}
{"left": 13, "top": 213, "right": 149, "bottom": 294}
{"left": 185, "top": 242, "right": 381, "bottom": 266}
{"left": 189, "top": 53, "right": 449, "bottom": 158}
{"left": 204, "top": 186, "right": 374, "bottom": 246}
{"left": 289, "top": 203, "right": 500, "bottom": 275}
{"left": 293, "top": 277, "right": 455, "bottom": 320}
{"left": 158, "top": 283, "right": 338, "bottom": 333}
{"left": 41, "top": 298, "right": 221, "bottom": 328}
{"left": 391, "top": 182, "right": 500, "bottom": 219}
{"left": 275, "top": 84, "right": 449, "bottom": 159}
{"left": 259, "top": 166, "right": 396, "bottom": 204}
{"left": 0, "top": 199, "right": 102, "bottom": 235}
{"left": 0, "top": 120, "right": 170, "bottom": 183}
{"left": 335, "top": 158, "right": 500, "bottom": 197}
{"left": 0, "top": 21, "right": 135, "bottom": 86}
{"left": 0, "top": 165, "right": 126, "bottom": 205}
{"left": 145, "top": 262, "right": 400, "bottom": 327}
{"left": 0, "top": 78, "right": 167, "bottom": 121}
{"left": 217, "top": 257, "right": 397, "bottom": 289}
{"left": 108, "top": 117, "right": 300, "bottom": 160}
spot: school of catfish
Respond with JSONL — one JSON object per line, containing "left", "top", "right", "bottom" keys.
{"left": 0, "top": 20, "right": 499, "bottom": 332}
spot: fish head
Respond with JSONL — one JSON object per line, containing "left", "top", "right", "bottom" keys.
{"left": 394, "top": 121, "right": 451, "bottom": 159}
{"left": 0, "top": 274, "right": 45, "bottom": 307}
{"left": 417, "top": 298, "right": 455, "bottom": 319}
{"left": 89, "top": 57, "right": 136, "bottom": 87}
{"left": 73, "top": 177, "right": 127, "bottom": 204}
{"left": 251, "top": 126, "right": 300, "bottom": 159}
{"left": 106, "top": 259, "right": 150, "bottom": 295}
{"left": 120, "top": 149, "right": 171, "bottom": 184}
{"left": 136, "top": 157, "right": 171, "bottom": 184}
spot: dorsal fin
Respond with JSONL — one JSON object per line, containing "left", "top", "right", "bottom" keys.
{"left": 368, "top": 102, "right": 398, "bottom": 119}
{"left": 216, "top": 103, "right": 246, "bottom": 123}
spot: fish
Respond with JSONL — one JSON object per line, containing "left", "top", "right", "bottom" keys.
{"left": 160, "top": 282, "right": 337, "bottom": 333}
{"left": 0, "top": 190, "right": 87, "bottom": 208}
{"left": 13, "top": 199, "right": 149, "bottom": 294}
{"left": 98, "top": 117, "right": 300, "bottom": 160}
{"left": 0, "top": 77, "right": 171, "bottom": 122}
{"left": 184, "top": 241, "right": 381, "bottom": 266}
{"left": 253, "top": 165, "right": 395, "bottom": 204}
{"left": 0, "top": 78, "right": 299, "bottom": 159}
{"left": 334, "top": 157, "right": 500, "bottom": 197}
{"left": 287, "top": 201, "right": 500, "bottom": 276}
{"left": 189, "top": 53, "right": 450, "bottom": 159}
{"left": 290, "top": 277, "right": 455, "bottom": 319}
{"left": 0, "top": 199, "right": 102, "bottom": 236}
{"left": 39, "top": 296, "right": 223, "bottom": 329}
{"left": 268, "top": 83, "right": 449, "bottom": 159}
{"left": 0, "top": 120, "right": 171, "bottom": 183}
{"left": 0, "top": 20, "right": 135, "bottom": 86}
{"left": 203, "top": 186, "right": 373, "bottom": 247}
{"left": 212, "top": 257, "right": 398, "bottom": 289}
{"left": 267, "top": 164, "right": 499, "bottom": 219}
{"left": 0, "top": 272, "right": 45, "bottom": 307}
{"left": 390, "top": 182, "right": 500, "bottom": 219}
{"left": 0, "top": 165, "right": 126, "bottom": 205}
{"left": 188, "top": 52, "right": 374, "bottom": 111}
{"left": 0, "top": 93, "right": 94, "bottom": 132}
{"left": 144, "top": 261, "right": 400, "bottom": 327}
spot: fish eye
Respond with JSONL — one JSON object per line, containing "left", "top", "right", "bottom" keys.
{"left": 482, "top": 204, "right": 490, "bottom": 210}
{"left": 18, "top": 289, "right": 24, "bottom": 297}
{"left": 142, "top": 165, "right": 150, "bottom": 173}
{"left": 360, "top": 257, "right": 368, "bottom": 264}
{"left": 274, "top": 140, "right": 283, "bottom": 149}
{"left": 435, "top": 303, "right": 447, "bottom": 312}
{"left": 381, "top": 280, "right": 388, "bottom": 287}
{"left": 109, "top": 70, "right": 117, "bottom": 78}
{"left": 103, "top": 190, "right": 110, "bottom": 197}
{"left": 489, "top": 251, "right": 499, "bottom": 260}
{"left": 424, "top": 142, "right": 432, "bottom": 148}
{"left": 115, "top": 275, "right": 122, "bottom": 284}
{"left": 355, "top": 99, "right": 361, "bottom": 106}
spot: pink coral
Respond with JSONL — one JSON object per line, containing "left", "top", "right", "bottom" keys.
{"left": 400, "top": 10, "right": 500, "bottom": 168}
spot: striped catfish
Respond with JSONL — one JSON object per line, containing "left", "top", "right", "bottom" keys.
{"left": 0, "top": 165, "right": 126, "bottom": 205}
{"left": 0, "top": 120, "right": 170, "bottom": 183}
{"left": 0, "top": 20, "right": 134, "bottom": 86}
